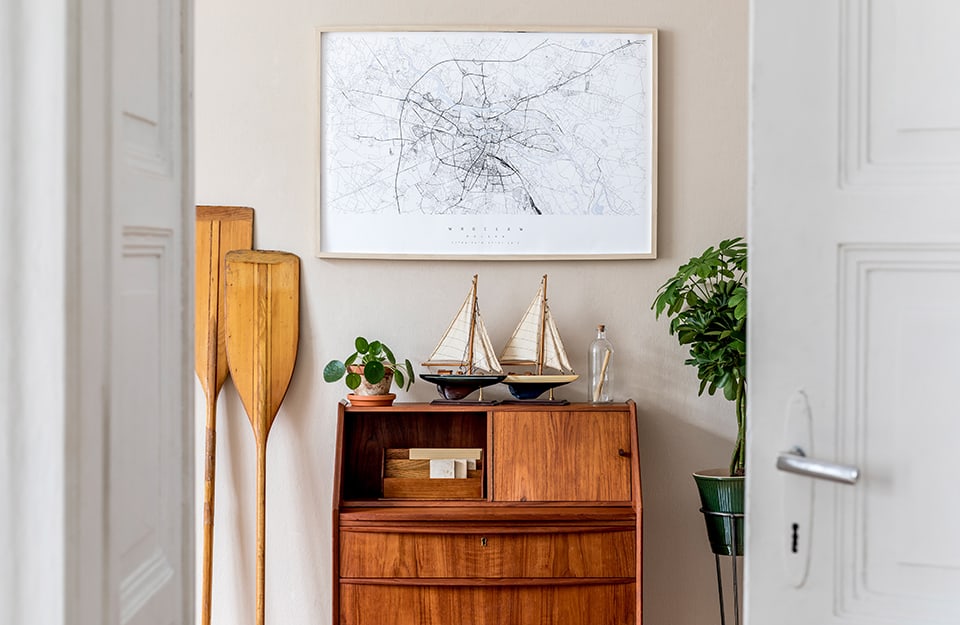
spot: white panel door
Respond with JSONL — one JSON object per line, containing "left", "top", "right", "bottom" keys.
{"left": 748, "top": 0, "right": 960, "bottom": 623}
{"left": 104, "top": 0, "right": 192, "bottom": 623}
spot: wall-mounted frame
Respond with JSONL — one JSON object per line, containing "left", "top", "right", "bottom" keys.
{"left": 316, "top": 27, "right": 658, "bottom": 260}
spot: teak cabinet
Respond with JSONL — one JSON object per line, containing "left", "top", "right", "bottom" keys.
{"left": 332, "top": 401, "right": 642, "bottom": 625}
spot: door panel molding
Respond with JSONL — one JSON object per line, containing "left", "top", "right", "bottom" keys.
{"left": 117, "top": 0, "right": 175, "bottom": 176}
{"left": 836, "top": 244, "right": 960, "bottom": 621}
{"left": 119, "top": 548, "right": 176, "bottom": 624}
{"left": 840, "top": 0, "right": 960, "bottom": 188}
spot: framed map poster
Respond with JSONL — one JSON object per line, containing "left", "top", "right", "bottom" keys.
{"left": 316, "top": 28, "right": 658, "bottom": 259}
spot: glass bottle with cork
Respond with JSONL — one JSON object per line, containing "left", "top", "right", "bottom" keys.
{"left": 588, "top": 324, "right": 614, "bottom": 403}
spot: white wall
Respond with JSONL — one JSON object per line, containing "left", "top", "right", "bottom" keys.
{"left": 196, "top": 1, "right": 747, "bottom": 623}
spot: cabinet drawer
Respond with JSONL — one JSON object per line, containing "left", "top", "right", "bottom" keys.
{"left": 492, "top": 411, "right": 633, "bottom": 502}
{"left": 340, "top": 528, "right": 636, "bottom": 579}
{"left": 340, "top": 583, "right": 636, "bottom": 625}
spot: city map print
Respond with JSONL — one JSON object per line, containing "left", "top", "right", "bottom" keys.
{"left": 318, "top": 30, "right": 656, "bottom": 257}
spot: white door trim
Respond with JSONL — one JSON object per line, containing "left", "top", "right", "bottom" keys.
{"left": 0, "top": 0, "right": 194, "bottom": 623}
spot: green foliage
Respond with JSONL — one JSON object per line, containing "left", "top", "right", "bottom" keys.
{"left": 323, "top": 336, "right": 415, "bottom": 392}
{"left": 652, "top": 237, "right": 747, "bottom": 475}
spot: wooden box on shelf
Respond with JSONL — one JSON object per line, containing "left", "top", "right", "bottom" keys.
{"left": 381, "top": 448, "right": 485, "bottom": 500}
{"left": 332, "top": 400, "right": 642, "bottom": 625}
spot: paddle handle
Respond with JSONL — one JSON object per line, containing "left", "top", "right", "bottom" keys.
{"left": 256, "top": 440, "right": 267, "bottom": 625}
{"left": 201, "top": 389, "right": 217, "bottom": 625}
{"left": 199, "top": 217, "right": 222, "bottom": 625}
{"left": 201, "top": 311, "right": 219, "bottom": 625}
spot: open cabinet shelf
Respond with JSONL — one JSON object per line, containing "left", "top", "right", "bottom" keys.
{"left": 337, "top": 406, "right": 488, "bottom": 502}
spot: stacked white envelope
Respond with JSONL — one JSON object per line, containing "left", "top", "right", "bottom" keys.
{"left": 409, "top": 448, "right": 481, "bottom": 479}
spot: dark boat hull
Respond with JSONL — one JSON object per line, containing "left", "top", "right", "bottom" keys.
{"left": 501, "top": 375, "right": 579, "bottom": 400}
{"left": 420, "top": 374, "right": 507, "bottom": 400}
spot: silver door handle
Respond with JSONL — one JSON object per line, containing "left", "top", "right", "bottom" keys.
{"left": 776, "top": 446, "right": 859, "bottom": 485}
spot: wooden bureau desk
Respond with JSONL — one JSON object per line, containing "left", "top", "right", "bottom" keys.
{"left": 332, "top": 401, "right": 642, "bottom": 625}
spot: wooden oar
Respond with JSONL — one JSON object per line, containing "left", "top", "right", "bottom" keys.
{"left": 223, "top": 250, "right": 300, "bottom": 625}
{"left": 195, "top": 205, "right": 253, "bottom": 625}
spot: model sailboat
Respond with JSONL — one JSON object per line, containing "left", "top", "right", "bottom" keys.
{"left": 420, "top": 274, "right": 506, "bottom": 401}
{"left": 499, "top": 275, "right": 578, "bottom": 400}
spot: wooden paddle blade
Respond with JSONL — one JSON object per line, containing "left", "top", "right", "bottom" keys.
{"left": 223, "top": 250, "right": 300, "bottom": 440}
{"left": 195, "top": 205, "right": 254, "bottom": 397}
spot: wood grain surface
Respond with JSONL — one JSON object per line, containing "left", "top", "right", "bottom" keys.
{"left": 224, "top": 249, "right": 300, "bottom": 625}
{"left": 194, "top": 205, "right": 253, "bottom": 625}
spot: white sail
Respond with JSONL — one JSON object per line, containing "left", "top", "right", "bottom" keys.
{"left": 498, "top": 283, "right": 544, "bottom": 366}
{"left": 423, "top": 276, "right": 502, "bottom": 374}
{"left": 542, "top": 310, "right": 574, "bottom": 373}
{"left": 423, "top": 286, "right": 474, "bottom": 366}
{"left": 472, "top": 313, "right": 502, "bottom": 373}
{"left": 499, "top": 276, "right": 574, "bottom": 374}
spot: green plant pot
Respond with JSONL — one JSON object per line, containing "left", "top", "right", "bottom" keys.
{"left": 693, "top": 469, "right": 744, "bottom": 556}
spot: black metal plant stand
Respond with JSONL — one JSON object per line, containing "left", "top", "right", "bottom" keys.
{"left": 700, "top": 508, "right": 744, "bottom": 625}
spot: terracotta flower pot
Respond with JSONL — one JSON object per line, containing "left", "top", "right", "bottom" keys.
{"left": 348, "top": 365, "right": 394, "bottom": 396}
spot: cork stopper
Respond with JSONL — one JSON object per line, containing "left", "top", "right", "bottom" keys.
{"left": 598, "top": 324, "right": 606, "bottom": 332}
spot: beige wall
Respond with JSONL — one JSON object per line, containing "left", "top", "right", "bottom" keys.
{"left": 195, "top": 1, "right": 747, "bottom": 623}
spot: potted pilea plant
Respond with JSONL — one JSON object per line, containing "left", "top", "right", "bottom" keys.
{"left": 323, "top": 336, "right": 415, "bottom": 407}
{"left": 652, "top": 237, "right": 747, "bottom": 556}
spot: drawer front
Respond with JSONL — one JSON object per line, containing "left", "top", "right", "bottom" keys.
{"left": 340, "top": 529, "right": 636, "bottom": 579}
{"left": 492, "top": 411, "right": 633, "bottom": 502}
{"left": 340, "top": 583, "right": 636, "bottom": 625}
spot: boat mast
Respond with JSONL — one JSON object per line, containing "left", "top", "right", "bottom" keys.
{"left": 466, "top": 274, "right": 478, "bottom": 374}
{"left": 537, "top": 274, "right": 547, "bottom": 375}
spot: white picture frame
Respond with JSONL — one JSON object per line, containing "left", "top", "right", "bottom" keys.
{"left": 316, "top": 27, "right": 658, "bottom": 260}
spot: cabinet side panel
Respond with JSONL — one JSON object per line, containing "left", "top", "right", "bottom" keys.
{"left": 629, "top": 400, "right": 642, "bottom": 620}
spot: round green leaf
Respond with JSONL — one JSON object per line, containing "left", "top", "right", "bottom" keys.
{"left": 382, "top": 344, "right": 396, "bottom": 363}
{"left": 355, "top": 336, "right": 369, "bottom": 353}
{"left": 323, "top": 360, "right": 346, "bottom": 383}
{"left": 345, "top": 372, "right": 361, "bottom": 390}
{"left": 363, "top": 360, "right": 385, "bottom": 384}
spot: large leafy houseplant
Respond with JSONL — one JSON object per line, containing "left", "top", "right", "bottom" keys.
{"left": 652, "top": 237, "right": 747, "bottom": 476}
